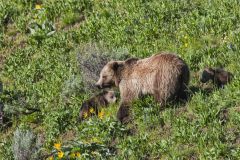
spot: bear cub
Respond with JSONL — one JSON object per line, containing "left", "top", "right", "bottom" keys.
{"left": 79, "top": 90, "right": 116, "bottom": 121}
{"left": 200, "top": 67, "right": 233, "bottom": 88}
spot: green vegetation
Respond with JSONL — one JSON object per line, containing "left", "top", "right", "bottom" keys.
{"left": 0, "top": 0, "right": 240, "bottom": 159}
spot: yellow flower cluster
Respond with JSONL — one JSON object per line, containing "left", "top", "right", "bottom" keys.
{"left": 53, "top": 143, "right": 64, "bottom": 158}
{"left": 58, "top": 151, "right": 64, "bottom": 158}
{"left": 51, "top": 143, "right": 81, "bottom": 159}
{"left": 92, "top": 137, "right": 102, "bottom": 144}
{"left": 89, "top": 107, "right": 94, "bottom": 113}
{"left": 98, "top": 110, "right": 104, "bottom": 119}
{"left": 54, "top": 143, "right": 61, "bottom": 150}
{"left": 76, "top": 152, "right": 81, "bottom": 157}
{"left": 35, "top": 4, "right": 42, "bottom": 10}
{"left": 183, "top": 35, "right": 189, "bottom": 48}
{"left": 83, "top": 108, "right": 104, "bottom": 120}
{"left": 83, "top": 112, "right": 88, "bottom": 119}
{"left": 70, "top": 151, "right": 81, "bottom": 158}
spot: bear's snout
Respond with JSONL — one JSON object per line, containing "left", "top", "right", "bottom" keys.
{"left": 95, "top": 79, "right": 103, "bottom": 89}
{"left": 95, "top": 84, "right": 102, "bottom": 89}
{"left": 200, "top": 77, "right": 207, "bottom": 83}
{"left": 95, "top": 81, "right": 103, "bottom": 89}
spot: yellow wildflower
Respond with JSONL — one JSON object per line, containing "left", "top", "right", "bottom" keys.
{"left": 35, "top": 4, "right": 42, "bottom": 10}
{"left": 92, "top": 137, "right": 97, "bottom": 142}
{"left": 83, "top": 112, "right": 88, "bottom": 119}
{"left": 76, "top": 152, "right": 81, "bottom": 157}
{"left": 54, "top": 143, "right": 61, "bottom": 150}
{"left": 92, "top": 137, "right": 101, "bottom": 143}
{"left": 58, "top": 151, "right": 64, "bottom": 158}
{"left": 184, "top": 43, "right": 188, "bottom": 48}
{"left": 89, "top": 107, "right": 94, "bottom": 113}
{"left": 98, "top": 110, "right": 104, "bottom": 119}
{"left": 184, "top": 35, "right": 188, "bottom": 39}
{"left": 49, "top": 156, "right": 54, "bottom": 160}
{"left": 70, "top": 152, "right": 75, "bottom": 158}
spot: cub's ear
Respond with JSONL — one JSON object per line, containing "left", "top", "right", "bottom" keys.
{"left": 111, "top": 61, "right": 124, "bottom": 71}
{"left": 205, "top": 67, "right": 215, "bottom": 75}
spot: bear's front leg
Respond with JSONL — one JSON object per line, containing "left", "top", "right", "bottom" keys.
{"left": 117, "top": 87, "right": 138, "bottom": 123}
{"left": 117, "top": 102, "right": 131, "bottom": 123}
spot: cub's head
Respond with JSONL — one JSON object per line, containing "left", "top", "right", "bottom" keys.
{"left": 200, "top": 68, "right": 215, "bottom": 83}
{"left": 103, "top": 90, "right": 117, "bottom": 104}
{"left": 95, "top": 61, "right": 123, "bottom": 88}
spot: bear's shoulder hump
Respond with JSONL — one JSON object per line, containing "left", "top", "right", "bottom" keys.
{"left": 125, "top": 57, "right": 139, "bottom": 65}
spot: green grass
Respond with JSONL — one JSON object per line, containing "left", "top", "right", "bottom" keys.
{"left": 0, "top": 0, "right": 240, "bottom": 159}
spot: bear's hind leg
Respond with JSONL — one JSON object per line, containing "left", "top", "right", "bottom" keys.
{"left": 153, "top": 91, "right": 166, "bottom": 107}
{"left": 177, "top": 83, "right": 189, "bottom": 102}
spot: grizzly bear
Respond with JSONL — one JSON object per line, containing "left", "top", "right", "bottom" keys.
{"left": 96, "top": 53, "right": 190, "bottom": 123}
{"left": 78, "top": 90, "right": 116, "bottom": 121}
{"left": 200, "top": 67, "right": 233, "bottom": 88}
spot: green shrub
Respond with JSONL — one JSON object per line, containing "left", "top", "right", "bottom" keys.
{"left": 13, "top": 129, "right": 35, "bottom": 160}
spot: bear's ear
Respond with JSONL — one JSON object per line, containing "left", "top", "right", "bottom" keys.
{"left": 111, "top": 61, "right": 123, "bottom": 87}
{"left": 112, "top": 61, "right": 124, "bottom": 71}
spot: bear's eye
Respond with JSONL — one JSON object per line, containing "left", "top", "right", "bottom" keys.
{"left": 110, "top": 96, "right": 114, "bottom": 99}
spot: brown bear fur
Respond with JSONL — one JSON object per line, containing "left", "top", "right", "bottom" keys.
{"left": 200, "top": 67, "right": 233, "bottom": 88}
{"left": 78, "top": 90, "right": 116, "bottom": 121}
{"left": 96, "top": 52, "right": 190, "bottom": 123}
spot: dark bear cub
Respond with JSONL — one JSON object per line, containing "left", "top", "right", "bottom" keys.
{"left": 200, "top": 67, "right": 233, "bottom": 88}
{"left": 79, "top": 90, "right": 116, "bottom": 121}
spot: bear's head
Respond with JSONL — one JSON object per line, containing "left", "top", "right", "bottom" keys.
{"left": 95, "top": 61, "right": 124, "bottom": 88}
{"left": 200, "top": 67, "right": 215, "bottom": 83}
{"left": 96, "top": 58, "right": 138, "bottom": 89}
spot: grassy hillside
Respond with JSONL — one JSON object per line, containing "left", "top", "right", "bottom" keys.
{"left": 0, "top": 0, "right": 240, "bottom": 159}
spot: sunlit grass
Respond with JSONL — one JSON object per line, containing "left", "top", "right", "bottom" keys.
{"left": 0, "top": 0, "right": 240, "bottom": 159}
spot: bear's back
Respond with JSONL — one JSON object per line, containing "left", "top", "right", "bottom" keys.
{"left": 128, "top": 53, "right": 187, "bottom": 75}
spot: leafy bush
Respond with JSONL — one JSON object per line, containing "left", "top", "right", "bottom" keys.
{"left": 28, "top": 7, "right": 55, "bottom": 44}
{"left": 13, "top": 128, "right": 42, "bottom": 160}
{"left": 0, "top": 137, "right": 14, "bottom": 159}
{"left": 47, "top": 117, "right": 127, "bottom": 159}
